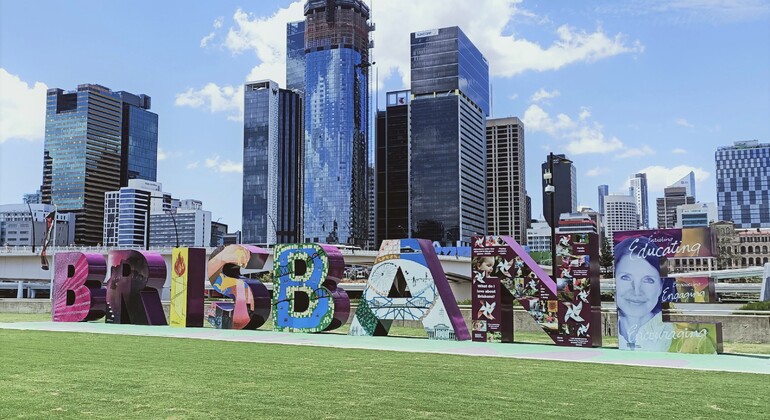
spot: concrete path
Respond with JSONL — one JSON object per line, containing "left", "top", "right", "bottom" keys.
{"left": 2, "top": 321, "right": 769, "bottom": 375}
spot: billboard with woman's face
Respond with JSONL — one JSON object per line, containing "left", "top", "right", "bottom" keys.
{"left": 613, "top": 228, "right": 722, "bottom": 354}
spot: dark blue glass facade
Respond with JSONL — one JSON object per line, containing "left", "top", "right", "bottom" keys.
{"left": 411, "top": 26, "right": 489, "bottom": 117}
{"left": 42, "top": 84, "right": 123, "bottom": 245}
{"left": 242, "top": 81, "right": 304, "bottom": 244}
{"left": 116, "top": 92, "right": 158, "bottom": 185}
{"left": 286, "top": 21, "right": 305, "bottom": 93}
{"left": 302, "top": 0, "right": 370, "bottom": 246}
{"left": 715, "top": 141, "right": 770, "bottom": 228}
{"left": 375, "top": 91, "right": 410, "bottom": 246}
{"left": 243, "top": 81, "right": 279, "bottom": 245}
{"left": 409, "top": 27, "right": 488, "bottom": 246}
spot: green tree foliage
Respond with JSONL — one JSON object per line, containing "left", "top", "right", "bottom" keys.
{"left": 599, "top": 239, "right": 614, "bottom": 278}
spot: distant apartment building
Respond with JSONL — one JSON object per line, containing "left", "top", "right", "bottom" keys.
{"left": 657, "top": 186, "right": 695, "bottom": 228}
{"left": 675, "top": 202, "right": 717, "bottom": 228}
{"left": 629, "top": 173, "right": 649, "bottom": 228}
{"left": 150, "top": 199, "right": 211, "bottom": 248}
{"left": 103, "top": 179, "right": 171, "bottom": 248}
{"left": 486, "top": 117, "right": 526, "bottom": 244}
{"left": 0, "top": 204, "right": 74, "bottom": 247}
{"left": 604, "top": 194, "right": 639, "bottom": 242}
{"left": 526, "top": 221, "right": 552, "bottom": 253}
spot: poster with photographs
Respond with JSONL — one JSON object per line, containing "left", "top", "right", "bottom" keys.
{"left": 613, "top": 228, "right": 723, "bottom": 354}
{"left": 471, "top": 234, "right": 601, "bottom": 347}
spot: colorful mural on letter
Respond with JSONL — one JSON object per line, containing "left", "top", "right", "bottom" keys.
{"left": 170, "top": 247, "right": 206, "bottom": 328}
{"left": 349, "top": 239, "right": 470, "bottom": 340}
{"left": 613, "top": 228, "right": 723, "bottom": 353}
{"left": 272, "top": 243, "right": 350, "bottom": 333}
{"left": 471, "top": 235, "right": 602, "bottom": 347}
{"left": 207, "top": 244, "right": 271, "bottom": 330}
{"left": 106, "top": 250, "right": 167, "bottom": 325}
{"left": 52, "top": 252, "right": 107, "bottom": 322}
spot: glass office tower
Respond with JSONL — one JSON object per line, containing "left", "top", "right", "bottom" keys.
{"left": 286, "top": 20, "right": 305, "bottom": 93}
{"left": 42, "top": 84, "right": 123, "bottom": 245}
{"left": 375, "top": 90, "right": 410, "bottom": 247}
{"left": 715, "top": 140, "right": 770, "bottom": 228}
{"left": 116, "top": 91, "right": 158, "bottom": 185}
{"left": 409, "top": 26, "right": 489, "bottom": 246}
{"left": 243, "top": 80, "right": 304, "bottom": 245}
{"left": 302, "top": 0, "right": 371, "bottom": 246}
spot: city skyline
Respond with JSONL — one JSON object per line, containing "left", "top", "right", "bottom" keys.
{"left": 2, "top": 1, "right": 769, "bottom": 232}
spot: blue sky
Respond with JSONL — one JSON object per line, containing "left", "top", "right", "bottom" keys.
{"left": 1, "top": 0, "right": 769, "bottom": 232}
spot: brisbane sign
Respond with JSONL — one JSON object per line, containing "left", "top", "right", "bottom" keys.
{"left": 52, "top": 231, "right": 723, "bottom": 354}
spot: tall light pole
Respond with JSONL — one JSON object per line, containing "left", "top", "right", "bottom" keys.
{"left": 544, "top": 152, "right": 572, "bottom": 279}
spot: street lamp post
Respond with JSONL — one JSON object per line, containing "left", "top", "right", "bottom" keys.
{"left": 544, "top": 152, "right": 572, "bottom": 280}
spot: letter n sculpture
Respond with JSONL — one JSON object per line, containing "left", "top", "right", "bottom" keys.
{"left": 349, "top": 239, "right": 470, "bottom": 340}
{"left": 471, "top": 235, "right": 602, "bottom": 346}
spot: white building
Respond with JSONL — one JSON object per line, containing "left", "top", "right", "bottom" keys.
{"left": 526, "top": 221, "right": 552, "bottom": 253}
{"left": 676, "top": 202, "right": 717, "bottom": 228}
{"left": 103, "top": 179, "right": 172, "bottom": 248}
{"left": 0, "top": 204, "right": 74, "bottom": 247}
{"left": 604, "top": 194, "right": 639, "bottom": 242}
{"left": 150, "top": 199, "right": 211, "bottom": 247}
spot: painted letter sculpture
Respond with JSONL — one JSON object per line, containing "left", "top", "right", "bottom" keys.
{"left": 52, "top": 252, "right": 107, "bottom": 322}
{"left": 169, "top": 248, "right": 206, "bottom": 327}
{"left": 207, "top": 244, "right": 271, "bottom": 329}
{"left": 106, "top": 250, "right": 167, "bottom": 325}
{"left": 349, "top": 239, "right": 470, "bottom": 340}
{"left": 471, "top": 235, "right": 602, "bottom": 346}
{"left": 272, "top": 243, "right": 350, "bottom": 332}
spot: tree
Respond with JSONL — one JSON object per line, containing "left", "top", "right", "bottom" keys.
{"left": 599, "top": 239, "right": 614, "bottom": 278}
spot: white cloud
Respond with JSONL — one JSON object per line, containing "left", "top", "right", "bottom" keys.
{"left": 531, "top": 88, "right": 560, "bottom": 102}
{"left": 586, "top": 167, "right": 609, "bottom": 177}
{"left": 522, "top": 104, "right": 624, "bottom": 155}
{"left": 158, "top": 147, "right": 168, "bottom": 161}
{"left": 616, "top": 145, "right": 655, "bottom": 158}
{"left": 509, "top": 93, "right": 519, "bottom": 101}
{"left": 675, "top": 117, "right": 694, "bottom": 128}
{"left": 213, "top": 17, "right": 224, "bottom": 29}
{"left": 636, "top": 165, "right": 710, "bottom": 193}
{"left": 579, "top": 107, "right": 591, "bottom": 121}
{"left": 186, "top": 161, "right": 200, "bottom": 169}
{"left": 200, "top": 32, "right": 216, "bottom": 48}
{"left": 205, "top": 1, "right": 642, "bottom": 93}
{"left": 175, "top": 83, "right": 244, "bottom": 122}
{"left": 672, "top": 148, "right": 687, "bottom": 154}
{"left": 0, "top": 68, "right": 48, "bottom": 143}
{"left": 204, "top": 155, "right": 242, "bottom": 173}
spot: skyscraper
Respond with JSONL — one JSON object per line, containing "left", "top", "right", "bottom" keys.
{"left": 486, "top": 117, "right": 527, "bottom": 244}
{"left": 116, "top": 91, "right": 158, "bottom": 185}
{"left": 409, "top": 26, "right": 489, "bottom": 246}
{"left": 541, "top": 154, "right": 577, "bottom": 228}
{"left": 604, "top": 194, "right": 638, "bottom": 242}
{"left": 715, "top": 140, "right": 770, "bottom": 228}
{"left": 302, "top": 0, "right": 371, "bottom": 246}
{"left": 375, "top": 90, "right": 410, "bottom": 246}
{"left": 242, "top": 80, "right": 304, "bottom": 245}
{"left": 43, "top": 84, "right": 122, "bottom": 245}
{"left": 628, "top": 173, "right": 649, "bottom": 228}
{"left": 656, "top": 186, "right": 694, "bottom": 228}
{"left": 597, "top": 184, "right": 608, "bottom": 218}
{"left": 670, "top": 171, "right": 696, "bottom": 200}
{"left": 103, "top": 179, "right": 171, "bottom": 248}
{"left": 285, "top": 20, "right": 305, "bottom": 93}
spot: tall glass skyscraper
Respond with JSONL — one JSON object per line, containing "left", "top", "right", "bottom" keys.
{"left": 116, "top": 91, "right": 158, "bottom": 185}
{"left": 302, "top": 0, "right": 371, "bottom": 246}
{"left": 43, "top": 85, "right": 123, "bottom": 245}
{"left": 715, "top": 140, "right": 770, "bottom": 228}
{"left": 242, "top": 80, "right": 304, "bottom": 244}
{"left": 629, "top": 173, "right": 649, "bottom": 228}
{"left": 286, "top": 20, "right": 305, "bottom": 93}
{"left": 42, "top": 84, "right": 158, "bottom": 245}
{"left": 486, "top": 117, "right": 526, "bottom": 245}
{"left": 375, "top": 90, "right": 410, "bottom": 246}
{"left": 409, "top": 26, "right": 489, "bottom": 246}
{"left": 541, "top": 154, "right": 577, "bottom": 228}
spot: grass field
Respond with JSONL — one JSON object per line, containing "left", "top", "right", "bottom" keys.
{"left": 0, "top": 329, "right": 768, "bottom": 419}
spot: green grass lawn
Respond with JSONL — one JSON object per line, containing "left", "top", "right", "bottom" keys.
{"left": 0, "top": 331, "right": 767, "bottom": 419}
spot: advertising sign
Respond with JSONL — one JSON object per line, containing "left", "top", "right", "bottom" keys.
{"left": 613, "top": 228, "right": 723, "bottom": 354}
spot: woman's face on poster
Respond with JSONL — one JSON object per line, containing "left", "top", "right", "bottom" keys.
{"left": 615, "top": 254, "right": 662, "bottom": 318}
